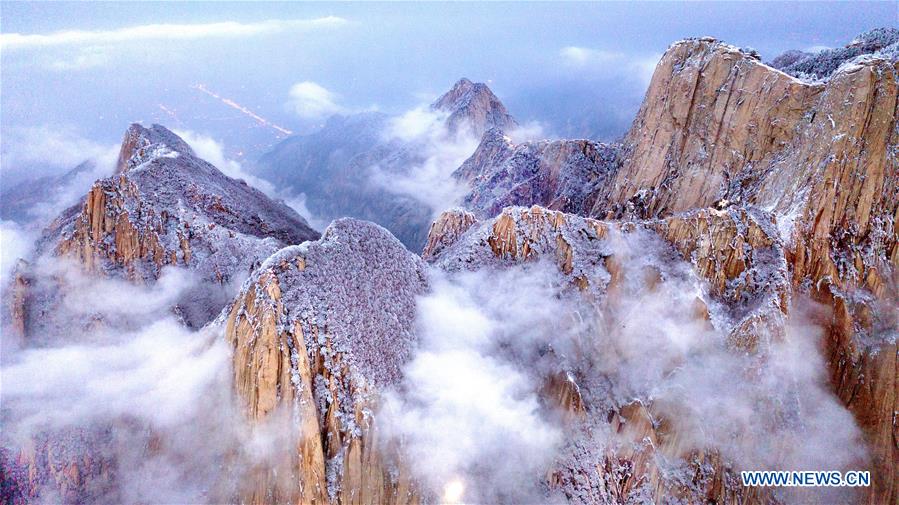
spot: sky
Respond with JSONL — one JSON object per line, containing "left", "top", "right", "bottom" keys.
{"left": 1, "top": 1, "right": 895, "bottom": 180}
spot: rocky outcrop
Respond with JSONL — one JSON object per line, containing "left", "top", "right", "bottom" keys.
{"left": 454, "top": 128, "right": 619, "bottom": 219}
{"left": 15, "top": 124, "right": 319, "bottom": 335}
{"left": 225, "top": 219, "right": 427, "bottom": 504}
{"left": 592, "top": 38, "right": 823, "bottom": 219}
{"left": 431, "top": 78, "right": 518, "bottom": 134}
{"left": 429, "top": 204, "right": 788, "bottom": 347}
{"left": 421, "top": 208, "right": 477, "bottom": 260}
{"left": 256, "top": 79, "right": 517, "bottom": 250}
{"left": 1, "top": 428, "right": 116, "bottom": 505}
{"left": 582, "top": 34, "right": 897, "bottom": 502}
{"left": 2, "top": 124, "right": 321, "bottom": 504}
{"left": 53, "top": 124, "right": 317, "bottom": 281}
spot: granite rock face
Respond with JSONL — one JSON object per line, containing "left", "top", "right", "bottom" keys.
{"left": 225, "top": 219, "right": 427, "bottom": 504}
{"left": 2, "top": 124, "right": 320, "bottom": 504}
{"left": 583, "top": 35, "right": 897, "bottom": 503}
{"left": 10, "top": 124, "right": 318, "bottom": 337}
{"left": 591, "top": 37, "right": 823, "bottom": 220}
{"left": 422, "top": 205, "right": 795, "bottom": 504}
{"left": 430, "top": 77, "right": 518, "bottom": 135}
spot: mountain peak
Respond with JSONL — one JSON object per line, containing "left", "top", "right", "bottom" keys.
{"left": 116, "top": 123, "right": 194, "bottom": 173}
{"left": 431, "top": 78, "right": 518, "bottom": 135}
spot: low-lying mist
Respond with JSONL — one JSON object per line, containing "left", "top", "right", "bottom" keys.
{"left": 379, "top": 230, "right": 865, "bottom": 503}
{"left": 0, "top": 257, "right": 249, "bottom": 503}
{"left": 1, "top": 217, "right": 867, "bottom": 504}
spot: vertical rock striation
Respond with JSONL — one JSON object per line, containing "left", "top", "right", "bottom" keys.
{"left": 225, "top": 219, "right": 427, "bottom": 504}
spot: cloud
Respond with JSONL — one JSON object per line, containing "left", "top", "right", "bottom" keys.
{"left": 0, "top": 256, "right": 252, "bottom": 503}
{"left": 286, "top": 81, "right": 346, "bottom": 120}
{"left": 379, "top": 267, "right": 567, "bottom": 503}
{"left": 560, "top": 46, "right": 625, "bottom": 65}
{"left": 383, "top": 229, "right": 865, "bottom": 502}
{"left": 0, "top": 17, "right": 347, "bottom": 50}
{"left": 370, "top": 104, "right": 551, "bottom": 218}
{"left": 0, "top": 127, "right": 118, "bottom": 225}
{"left": 369, "top": 106, "right": 475, "bottom": 217}
{"left": 47, "top": 45, "right": 111, "bottom": 71}
{"left": 0, "top": 126, "right": 119, "bottom": 181}
{"left": 0, "top": 221, "right": 36, "bottom": 288}
{"left": 560, "top": 45, "right": 660, "bottom": 86}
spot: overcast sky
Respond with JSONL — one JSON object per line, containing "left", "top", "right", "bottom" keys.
{"left": 1, "top": 1, "right": 894, "bottom": 181}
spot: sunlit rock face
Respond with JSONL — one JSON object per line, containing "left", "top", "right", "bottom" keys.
{"left": 591, "top": 37, "right": 823, "bottom": 220}
{"left": 581, "top": 34, "right": 897, "bottom": 503}
{"left": 454, "top": 128, "right": 620, "bottom": 219}
{"left": 225, "top": 219, "right": 427, "bottom": 504}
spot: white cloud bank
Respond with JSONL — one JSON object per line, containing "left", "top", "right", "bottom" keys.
{"left": 0, "top": 126, "right": 119, "bottom": 180}
{"left": 286, "top": 81, "right": 347, "bottom": 120}
{"left": 0, "top": 17, "right": 347, "bottom": 50}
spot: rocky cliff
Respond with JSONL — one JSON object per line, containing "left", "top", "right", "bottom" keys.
{"left": 10, "top": 124, "right": 318, "bottom": 338}
{"left": 453, "top": 129, "right": 619, "bottom": 219}
{"left": 224, "top": 219, "right": 427, "bottom": 504}
{"left": 584, "top": 34, "right": 897, "bottom": 503}
{"left": 2, "top": 124, "right": 320, "bottom": 504}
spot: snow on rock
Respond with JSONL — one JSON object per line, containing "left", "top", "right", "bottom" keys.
{"left": 225, "top": 218, "right": 427, "bottom": 504}
{"left": 454, "top": 128, "right": 620, "bottom": 220}
{"left": 431, "top": 77, "right": 518, "bottom": 135}
{"left": 10, "top": 123, "right": 320, "bottom": 339}
{"left": 771, "top": 27, "right": 899, "bottom": 82}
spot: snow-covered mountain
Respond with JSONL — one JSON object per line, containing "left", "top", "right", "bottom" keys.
{"left": 2, "top": 28, "right": 896, "bottom": 505}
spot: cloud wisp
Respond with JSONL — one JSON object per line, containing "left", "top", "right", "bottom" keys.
{"left": 0, "top": 17, "right": 347, "bottom": 50}
{"left": 286, "top": 81, "right": 347, "bottom": 120}
{"left": 380, "top": 228, "right": 865, "bottom": 503}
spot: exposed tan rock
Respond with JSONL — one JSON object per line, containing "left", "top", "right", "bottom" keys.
{"left": 593, "top": 38, "right": 822, "bottom": 219}
{"left": 6, "top": 259, "right": 30, "bottom": 343}
{"left": 3, "top": 124, "right": 322, "bottom": 504}
{"left": 421, "top": 208, "right": 477, "bottom": 260}
{"left": 583, "top": 35, "right": 897, "bottom": 502}
{"left": 16, "top": 124, "right": 319, "bottom": 336}
{"left": 432, "top": 78, "right": 518, "bottom": 135}
{"left": 225, "top": 219, "right": 426, "bottom": 504}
